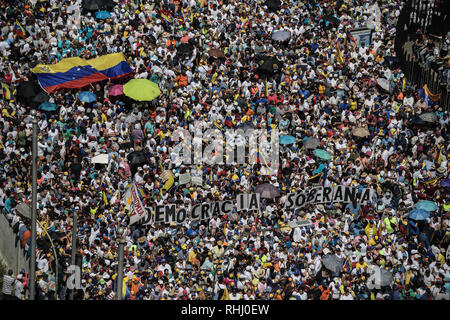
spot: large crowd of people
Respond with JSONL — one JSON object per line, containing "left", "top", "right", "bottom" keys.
{"left": 0, "top": 0, "right": 449, "bottom": 300}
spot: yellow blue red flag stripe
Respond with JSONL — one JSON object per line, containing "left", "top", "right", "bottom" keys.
{"left": 31, "top": 53, "right": 133, "bottom": 93}
{"left": 14, "top": 20, "right": 26, "bottom": 39}
{"left": 1, "top": 83, "right": 15, "bottom": 102}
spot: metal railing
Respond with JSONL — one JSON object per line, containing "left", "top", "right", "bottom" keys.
{"left": 395, "top": 0, "right": 449, "bottom": 111}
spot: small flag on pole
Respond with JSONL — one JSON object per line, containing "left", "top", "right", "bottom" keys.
{"left": 336, "top": 39, "right": 344, "bottom": 65}
{"left": 14, "top": 20, "right": 26, "bottom": 39}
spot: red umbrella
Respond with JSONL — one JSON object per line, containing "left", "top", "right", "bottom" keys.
{"left": 109, "top": 84, "right": 123, "bottom": 96}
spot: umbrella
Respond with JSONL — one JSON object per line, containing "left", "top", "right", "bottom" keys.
{"left": 265, "top": 0, "right": 281, "bottom": 12}
{"left": 415, "top": 200, "right": 438, "bottom": 212}
{"left": 352, "top": 127, "right": 370, "bottom": 137}
{"left": 109, "top": 84, "right": 123, "bottom": 96}
{"left": 78, "top": 91, "right": 97, "bottom": 103}
{"left": 256, "top": 55, "right": 284, "bottom": 77}
{"left": 176, "top": 43, "right": 194, "bottom": 57}
{"left": 377, "top": 268, "right": 394, "bottom": 287}
{"left": 16, "top": 81, "right": 42, "bottom": 105}
{"left": 279, "top": 135, "right": 296, "bottom": 145}
{"left": 323, "top": 15, "right": 340, "bottom": 26}
{"left": 236, "top": 122, "right": 255, "bottom": 131}
{"left": 208, "top": 49, "right": 225, "bottom": 59}
{"left": 82, "top": 0, "right": 114, "bottom": 10}
{"left": 441, "top": 179, "right": 450, "bottom": 187}
{"left": 92, "top": 154, "right": 109, "bottom": 164}
{"left": 272, "top": 30, "right": 291, "bottom": 42}
{"left": 407, "top": 116, "right": 427, "bottom": 127}
{"left": 303, "top": 138, "right": 320, "bottom": 150}
{"left": 313, "top": 148, "right": 332, "bottom": 161}
{"left": 419, "top": 112, "right": 438, "bottom": 123}
{"left": 255, "top": 183, "right": 280, "bottom": 199}
{"left": 322, "top": 254, "right": 343, "bottom": 276}
{"left": 95, "top": 10, "right": 111, "bottom": 19}
{"left": 32, "top": 92, "right": 50, "bottom": 104}
{"left": 127, "top": 150, "right": 148, "bottom": 175}
{"left": 408, "top": 208, "right": 430, "bottom": 221}
{"left": 82, "top": 0, "right": 102, "bottom": 10}
{"left": 38, "top": 102, "right": 58, "bottom": 112}
{"left": 367, "top": 266, "right": 394, "bottom": 289}
{"left": 123, "top": 79, "right": 161, "bottom": 102}
{"left": 377, "top": 78, "right": 391, "bottom": 92}
{"left": 101, "top": 0, "right": 115, "bottom": 9}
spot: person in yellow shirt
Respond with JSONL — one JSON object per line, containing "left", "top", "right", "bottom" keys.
{"left": 355, "top": 258, "right": 368, "bottom": 272}
{"left": 365, "top": 221, "right": 378, "bottom": 239}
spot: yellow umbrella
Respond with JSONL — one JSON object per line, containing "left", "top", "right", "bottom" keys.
{"left": 123, "top": 79, "right": 161, "bottom": 101}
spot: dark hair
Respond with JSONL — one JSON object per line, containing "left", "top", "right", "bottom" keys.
{"left": 8, "top": 269, "right": 13, "bottom": 276}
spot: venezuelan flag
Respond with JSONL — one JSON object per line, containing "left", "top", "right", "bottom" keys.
{"left": 32, "top": 53, "right": 133, "bottom": 93}
{"left": 14, "top": 20, "right": 26, "bottom": 39}
{"left": 1, "top": 83, "right": 15, "bottom": 102}
{"left": 224, "top": 115, "right": 234, "bottom": 128}
{"left": 347, "top": 31, "right": 355, "bottom": 43}
{"left": 160, "top": 10, "right": 172, "bottom": 24}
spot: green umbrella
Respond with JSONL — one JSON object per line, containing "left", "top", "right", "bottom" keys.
{"left": 313, "top": 148, "right": 332, "bottom": 161}
{"left": 123, "top": 79, "right": 161, "bottom": 102}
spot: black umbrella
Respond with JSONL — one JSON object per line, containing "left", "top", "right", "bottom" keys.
{"left": 82, "top": 0, "right": 114, "bottom": 10}
{"left": 176, "top": 43, "right": 194, "bottom": 58}
{"left": 407, "top": 116, "right": 427, "bottom": 127}
{"left": 16, "top": 80, "right": 43, "bottom": 106}
{"left": 127, "top": 150, "right": 149, "bottom": 175}
{"left": 256, "top": 55, "right": 284, "bottom": 77}
{"left": 322, "top": 254, "right": 343, "bottom": 276}
{"left": 323, "top": 15, "right": 340, "bottom": 26}
{"left": 33, "top": 91, "right": 50, "bottom": 105}
{"left": 101, "top": 0, "right": 115, "bottom": 9}
{"left": 82, "top": 0, "right": 102, "bottom": 10}
{"left": 255, "top": 183, "right": 280, "bottom": 199}
{"left": 266, "top": 0, "right": 281, "bottom": 12}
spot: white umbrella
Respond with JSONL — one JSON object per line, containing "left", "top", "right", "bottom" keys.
{"left": 377, "top": 78, "right": 391, "bottom": 92}
{"left": 92, "top": 154, "right": 109, "bottom": 164}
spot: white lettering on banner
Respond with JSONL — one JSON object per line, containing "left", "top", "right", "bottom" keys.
{"left": 284, "top": 186, "right": 376, "bottom": 210}
{"left": 67, "top": 265, "right": 81, "bottom": 290}
{"left": 133, "top": 186, "right": 374, "bottom": 226}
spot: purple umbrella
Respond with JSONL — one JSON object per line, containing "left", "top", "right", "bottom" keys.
{"left": 109, "top": 84, "right": 124, "bottom": 96}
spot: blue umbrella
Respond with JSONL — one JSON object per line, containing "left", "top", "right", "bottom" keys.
{"left": 313, "top": 148, "right": 332, "bottom": 161}
{"left": 95, "top": 11, "right": 111, "bottom": 19}
{"left": 38, "top": 102, "right": 58, "bottom": 112}
{"left": 279, "top": 135, "right": 297, "bottom": 145}
{"left": 78, "top": 91, "right": 97, "bottom": 103}
{"left": 441, "top": 179, "right": 450, "bottom": 187}
{"left": 415, "top": 200, "right": 438, "bottom": 212}
{"left": 409, "top": 209, "right": 430, "bottom": 221}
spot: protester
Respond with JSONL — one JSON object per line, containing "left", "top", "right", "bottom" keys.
{"left": 0, "top": 0, "right": 449, "bottom": 300}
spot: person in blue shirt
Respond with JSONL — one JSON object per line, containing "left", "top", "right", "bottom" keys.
{"left": 4, "top": 190, "right": 13, "bottom": 213}
{"left": 346, "top": 200, "right": 361, "bottom": 221}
